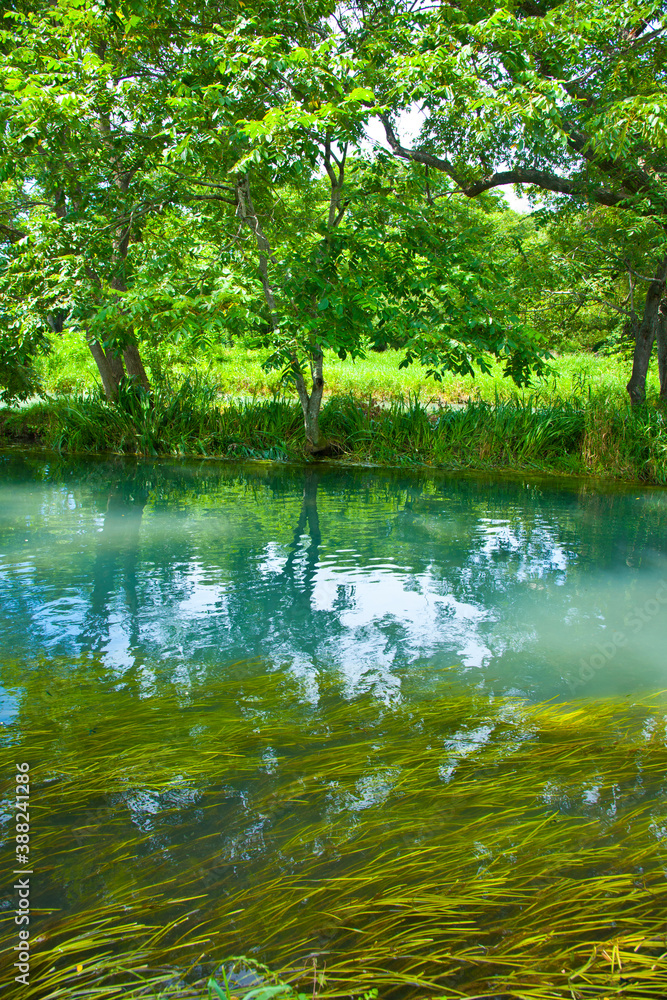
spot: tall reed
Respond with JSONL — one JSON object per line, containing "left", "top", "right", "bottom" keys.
{"left": 1, "top": 385, "right": 666, "bottom": 483}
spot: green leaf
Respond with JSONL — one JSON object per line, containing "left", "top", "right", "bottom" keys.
{"left": 208, "top": 977, "right": 228, "bottom": 1000}
{"left": 345, "top": 87, "right": 375, "bottom": 103}
{"left": 243, "top": 986, "right": 291, "bottom": 1000}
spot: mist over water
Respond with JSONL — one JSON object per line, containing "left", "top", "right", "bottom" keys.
{"left": 1, "top": 454, "right": 666, "bottom": 711}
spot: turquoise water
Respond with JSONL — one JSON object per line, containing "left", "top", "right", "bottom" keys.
{"left": 1, "top": 454, "right": 666, "bottom": 709}
{"left": 2, "top": 454, "right": 667, "bottom": 997}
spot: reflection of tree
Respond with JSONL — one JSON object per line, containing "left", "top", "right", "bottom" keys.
{"left": 93, "top": 482, "right": 148, "bottom": 610}
{"left": 281, "top": 472, "right": 322, "bottom": 608}
{"left": 79, "top": 475, "right": 150, "bottom": 657}
{"left": 2, "top": 456, "right": 667, "bottom": 705}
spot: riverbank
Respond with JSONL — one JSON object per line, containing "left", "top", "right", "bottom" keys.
{"left": 1, "top": 387, "right": 666, "bottom": 484}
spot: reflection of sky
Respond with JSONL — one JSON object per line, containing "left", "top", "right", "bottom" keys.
{"left": 178, "top": 563, "right": 226, "bottom": 616}
{"left": 1, "top": 470, "right": 667, "bottom": 704}
{"left": 472, "top": 518, "right": 569, "bottom": 583}
{"left": 156, "top": 545, "right": 496, "bottom": 701}
{"left": 313, "top": 564, "right": 492, "bottom": 670}
{"left": 0, "top": 684, "right": 20, "bottom": 727}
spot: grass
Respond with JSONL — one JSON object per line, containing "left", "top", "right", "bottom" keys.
{"left": 2, "top": 379, "right": 667, "bottom": 484}
{"left": 13, "top": 331, "right": 667, "bottom": 484}
{"left": 33, "top": 331, "right": 659, "bottom": 405}
{"left": 1, "top": 662, "right": 666, "bottom": 999}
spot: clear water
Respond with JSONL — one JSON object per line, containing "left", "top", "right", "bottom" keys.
{"left": 2, "top": 453, "right": 667, "bottom": 995}
{"left": 1, "top": 454, "right": 666, "bottom": 710}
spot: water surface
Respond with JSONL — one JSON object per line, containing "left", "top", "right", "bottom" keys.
{"left": 1, "top": 455, "right": 666, "bottom": 997}
{"left": 1, "top": 455, "right": 666, "bottom": 707}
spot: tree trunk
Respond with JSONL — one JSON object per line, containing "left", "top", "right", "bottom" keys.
{"left": 109, "top": 274, "right": 151, "bottom": 394}
{"left": 626, "top": 255, "right": 667, "bottom": 406}
{"left": 303, "top": 390, "right": 324, "bottom": 450}
{"left": 292, "top": 348, "right": 326, "bottom": 451}
{"left": 658, "top": 300, "right": 667, "bottom": 403}
{"left": 85, "top": 103, "right": 151, "bottom": 402}
{"left": 86, "top": 334, "right": 124, "bottom": 402}
{"left": 106, "top": 345, "right": 125, "bottom": 386}
{"left": 234, "top": 170, "right": 342, "bottom": 454}
{"left": 122, "top": 340, "right": 151, "bottom": 392}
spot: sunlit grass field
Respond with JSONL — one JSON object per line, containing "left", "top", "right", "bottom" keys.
{"left": 34, "top": 330, "right": 658, "bottom": 404}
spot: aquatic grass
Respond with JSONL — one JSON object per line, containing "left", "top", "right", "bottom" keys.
{"left": 21, "top": 379, "right": 303, "bottom": 461}
{"left": 322, "top": 392, "right": 667, "bottom": 481}
{"left": 49, "top": 377, "right": 225, "bottom": 457}
{"left": 9, "top": 903, "right": 210, "bottom": 999}
{"left": 2, "top": 382, "right": 667, "bottom": 483}
{"left": 1, "top": 661, "right": 667, "bottom": 999}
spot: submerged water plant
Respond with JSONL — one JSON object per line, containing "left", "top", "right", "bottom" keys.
{"left": 1, "top": 661, "right": 666, "bottom": 999}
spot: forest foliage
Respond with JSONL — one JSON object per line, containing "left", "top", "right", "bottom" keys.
{"left": 1, "top": 0, "right": 666, "bottom": 448}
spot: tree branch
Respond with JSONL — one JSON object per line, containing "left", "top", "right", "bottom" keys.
{"left": 165, "top": 166, "right": 235, "bottom": 193}
{"left": 324, "top": 136, "right": 347, "bottom": 228}
{"left": 186, "top": 193, "right": 237, "bottom": 206}
{"left": 0, "top": 223, "right": 26, "bottom": 243}
{"left": 566, "top": 25, "right": 667, "bottom": 86}
{"left": 235, "top": 174, "right": 277, "bottom": 316}
{"left": 379, "top": 114, "right": 630, "bottom": 207}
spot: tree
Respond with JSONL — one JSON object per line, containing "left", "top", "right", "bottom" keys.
{"left": 211, "top": 153, "right": 550, "bottom": 450}
{"left": 0, "top": 0, "right": 230, "bottom": 400}
{"left": 0, "top": 325, "right": 46, "bottom": 405}
{"left": 163, "top": 11, "right": 549, "bottom": 448}
{"left": 339, "top": 0, "right": 667, "bottom": 404}
{"left": 0, "top": 0, "right": 339, "bottom": 406}
{"left": 485, "top": 200, "right": 667, "bottom": 357}
{"left": 0, "top": 0, "right": 561, "bottom": 433}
